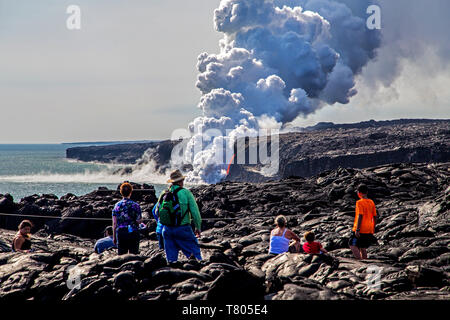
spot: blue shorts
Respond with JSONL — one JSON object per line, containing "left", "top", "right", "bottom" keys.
{"left": 162, "top": 225, "right": 202, "bottom": 263}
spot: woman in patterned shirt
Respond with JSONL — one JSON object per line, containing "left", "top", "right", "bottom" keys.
{"left": 112, "top": 182, "right": 142, "bottom": 255}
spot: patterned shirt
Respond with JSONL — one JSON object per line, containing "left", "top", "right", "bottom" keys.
{"left": 112, "top": 198, "right": 142, "bottom": 231}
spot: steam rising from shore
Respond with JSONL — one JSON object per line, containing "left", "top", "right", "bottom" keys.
{"left": 0, "top": 160, "right": 167, "bottom": 185}
{"left": 74, "top": 0, "right": 382, "bottom": 185}
{"left": 178, "top": 0, "right": 381, "bottom": 183}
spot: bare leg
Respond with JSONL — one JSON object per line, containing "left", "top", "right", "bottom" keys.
{"left": 350, "top": 246, "right": 361, "bottom": 260}
{"left": 360, "top": 248, "right": 368, "bottom": 260}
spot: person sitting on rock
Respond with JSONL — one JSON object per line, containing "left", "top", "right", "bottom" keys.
{"left": 302, "top": 231, "right": 328, "bottom": 255}
{"left": 157, "top": 169, "right": 202, "bottom": 265}
{"left": 303, "top": 231, "right": 338, "bottom": 267}
{"left": 112, "top": 182, "right": 143, "bottom": 255}
{"left": 12, "top": 220, "right": 33, "bottom": 253}
{"left": 94, "top": 226, "right": 117, "bottom": 254}
{"left": 269, "top": 215, "right": 301, "bottom": 254}
{"left": 348, "top": 184, "right": 377, "bottom": 260}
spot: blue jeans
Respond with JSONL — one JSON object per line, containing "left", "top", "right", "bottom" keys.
{"left": 156, "top": 232, "right": 164, "bottom": 250}
{"left": 162, "top": 225, "right": 202, "bottom": 263}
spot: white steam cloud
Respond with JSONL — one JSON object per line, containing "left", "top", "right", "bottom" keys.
{"left": 0, "top": 160, "right": 167, "bottom": 185}
{"left": 178, "top": 0, "right": 381, "bottom": 183}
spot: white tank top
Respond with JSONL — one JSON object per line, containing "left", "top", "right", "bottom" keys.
{"left": 269, "top": 228, "right": 290, "bottom": 254}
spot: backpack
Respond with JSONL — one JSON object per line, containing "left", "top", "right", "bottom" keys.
{"left": 157, "top": 187, "right": 188, "bottom": 226}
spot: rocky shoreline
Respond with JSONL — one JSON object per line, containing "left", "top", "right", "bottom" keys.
{"left": 0, "top": 162, "right": 449, "bottom": 300}
{"left": 65, "top": 119, "right": 450, "bottom": 183}
{"left": 226, "top": 119, "right": 450, "bottom": 182}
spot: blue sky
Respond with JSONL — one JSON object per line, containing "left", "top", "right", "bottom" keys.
{"left": 0, "top": 0, "right": 449, "bottom": 143}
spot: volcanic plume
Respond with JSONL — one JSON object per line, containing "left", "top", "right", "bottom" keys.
{"left": 176, "top": 0, "right": 381, "bottom": 184}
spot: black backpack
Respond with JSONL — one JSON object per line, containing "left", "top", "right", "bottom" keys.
{"left": 157, "top": 187, "right": 188, "bottom": 226}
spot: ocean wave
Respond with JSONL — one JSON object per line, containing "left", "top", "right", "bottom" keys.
{"left": 63, "top": 158, "right": 129, "bottom": 167}
{"left": 0, "top": 168, "right": 168, "bottom": 185}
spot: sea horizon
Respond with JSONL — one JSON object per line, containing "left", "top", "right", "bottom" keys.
{"left": 0, "top": 143, "right": 167, "bottom": 201}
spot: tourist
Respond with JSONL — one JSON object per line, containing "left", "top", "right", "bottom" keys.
{"left": 152, "top": 202, "right": 164, "bottom": 250}
{"left": 112, "top": 182, "right": 143, "bottom": 255}
{"left": 269, "top": 215, "right": 301, "bottom": 254}
{"left": 12, "top": 220, "right": 33, "bottom": 253}
{"left": 302, "top": 231, "right": 328, "bottom": 255}
{"left": 157, "top": 169, "right": 202, "bottom": 264}
{"left": 348, "top": 184, "right": 378, "bottom": 260}
{"left": 94, "top": 226, "right": 116, "bottom": 254}
{"left": 302, "top": 230, "right": 338, "bottom": 267}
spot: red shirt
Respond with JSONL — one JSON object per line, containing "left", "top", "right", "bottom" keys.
{"left": 303, "top": 241, "right": 322, "bottom": 254}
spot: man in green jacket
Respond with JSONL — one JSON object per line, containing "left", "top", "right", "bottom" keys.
{"left": 158, "top": 169, "right": 202, "bottom": 264}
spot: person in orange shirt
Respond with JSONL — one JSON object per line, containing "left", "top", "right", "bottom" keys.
{"left": 348, "top": 184, "right": 377, "bottom": 260}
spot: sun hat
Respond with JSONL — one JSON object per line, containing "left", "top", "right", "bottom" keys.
{"left": 167, "top": 169, "right": 185, "bottom": 183}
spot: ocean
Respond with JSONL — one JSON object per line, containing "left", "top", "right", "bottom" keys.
{"left": 0, "top": 144, "right": 167, "bottom": 202}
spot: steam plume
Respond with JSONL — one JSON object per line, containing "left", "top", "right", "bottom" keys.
{"left": 181, "top": 0, "right": 381, "bottom": 183}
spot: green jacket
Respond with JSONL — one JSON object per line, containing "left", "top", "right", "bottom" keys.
{"left": 158, "top": 185, "right": 202, "bottom": 230}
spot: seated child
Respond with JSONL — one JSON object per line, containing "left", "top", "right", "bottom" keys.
{"left": 302, "top": 231, "right": 338, "bottom": 268}
{"left": 302, "top": 231, "right": 327, "bottom": 254}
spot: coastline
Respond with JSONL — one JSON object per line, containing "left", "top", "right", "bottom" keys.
{"left": 0, "top": 162, "right": 449, "bottom": 301}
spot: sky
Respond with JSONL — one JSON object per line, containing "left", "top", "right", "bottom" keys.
{"left": 0, "top": 0, "right": 449, "bottom": 143}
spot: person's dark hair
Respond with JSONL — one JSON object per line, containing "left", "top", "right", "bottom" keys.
{"left": 304, "top": 231, "right": 315, "bottom": 242}
{"left": 18, "top": 220, "right": 33, "bottom": 230}
{"left": 275, "top": 215, "right": 287, "bottom": 228}
{"left": 104, "top": 226, "right": 113, "bottom": 236}
{"left": 120, "top": 182, "right": 133, "bottom": 197}
{"left": 357, "top": 184, "right": 369, "bottom": 194}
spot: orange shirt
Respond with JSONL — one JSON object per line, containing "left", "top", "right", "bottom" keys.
{"left": 352, "top": 198, "right": 377, "bottom": 234}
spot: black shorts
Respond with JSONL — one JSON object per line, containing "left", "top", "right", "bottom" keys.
{"left": 117, "top": 228, "right": 140, "bottom": 255}
{"left": 348, "top": 232, "right": 377, "bottom": 249}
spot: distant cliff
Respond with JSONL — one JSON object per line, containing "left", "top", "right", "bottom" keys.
{"left": 226, "top": 119, "right": 450, "bottom": 182}
{"left": 66, "top": 140, "right": 179, "bottom": 165}
{"left": 66, "top": 119, "right": 450, "bottom": 182}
